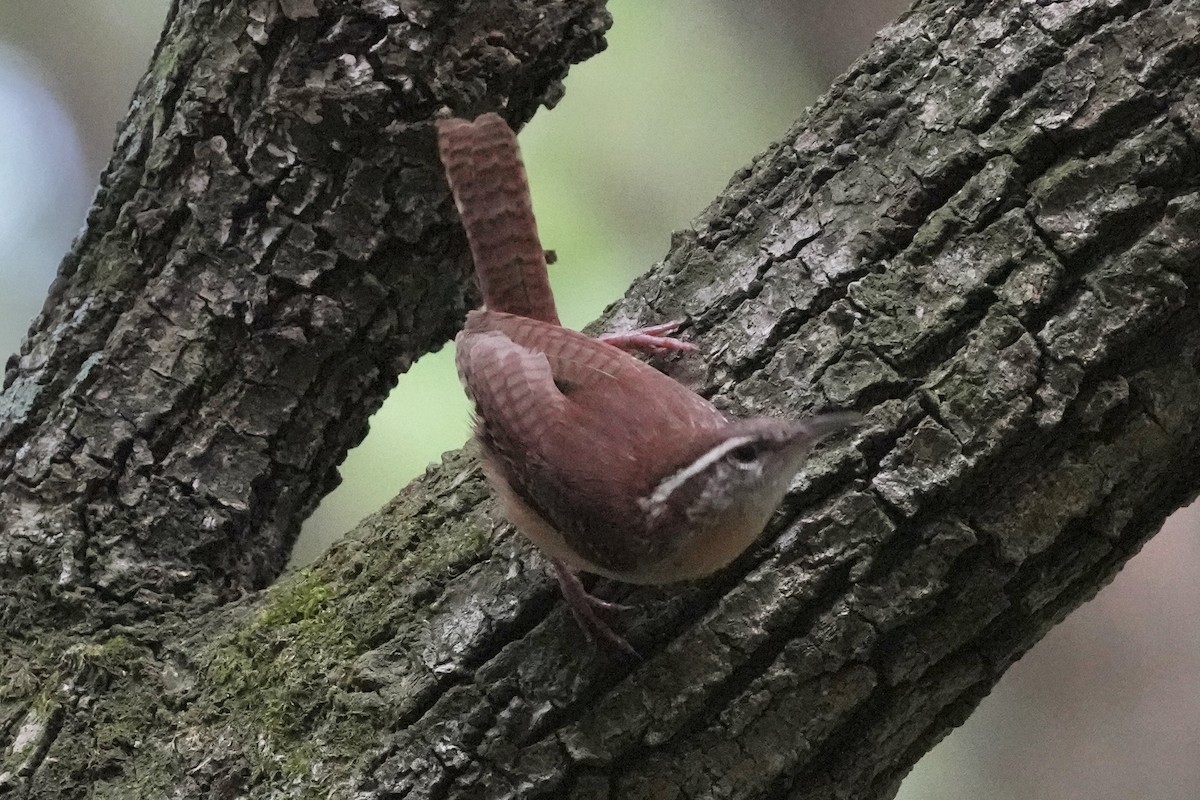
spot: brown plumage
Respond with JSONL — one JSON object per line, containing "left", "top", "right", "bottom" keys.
{"left": 437, "top": 113, "right": 857, "bottom": 651}
{"left": 456, "top": 310, "right": 732, "bottom": 581}
{"left": 437, "top": 114, "right": 559, "bottom": 325}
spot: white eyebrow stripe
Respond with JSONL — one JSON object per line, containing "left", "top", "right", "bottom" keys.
{"left": 642, "top": 435, "right": 757, "bottom": 516}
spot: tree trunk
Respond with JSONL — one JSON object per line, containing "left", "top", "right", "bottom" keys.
{"left": 2, "top": 0, "right": 1197, "bottom": 797}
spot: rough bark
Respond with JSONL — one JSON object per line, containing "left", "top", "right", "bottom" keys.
{"left": 2, "top": 0, "right": 1198, "bottom": 798}
{"left": 0, "top": 0, "right": 607, "bottom": 626}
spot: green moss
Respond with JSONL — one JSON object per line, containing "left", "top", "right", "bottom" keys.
{"left": 198, "top": 462, "right": 496, "bottom": 783}
{"left": 0, "top": 634, "right": 179, "bottom": 796}
{"left": 202, "top": 568, "right": 388, "bottom": 781}
{"left": 410, "top": 513, "right": 490, "bottom": 573}
{"left": 62, "top": 634, "right": 146, "bottom": 675}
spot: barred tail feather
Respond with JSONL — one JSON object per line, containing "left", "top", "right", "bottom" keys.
{"left": 436, "top": 113, "right": 560, "bottom": 325}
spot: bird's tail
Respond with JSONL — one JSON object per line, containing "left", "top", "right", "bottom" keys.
{"left": 436, "top": 113, "right": 560, "bottom": 325}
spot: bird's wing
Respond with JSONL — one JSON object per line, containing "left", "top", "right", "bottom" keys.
{"left": 456, "top": 311, "right": 729, "bottom": 575}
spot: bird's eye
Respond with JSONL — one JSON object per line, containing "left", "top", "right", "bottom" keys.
{"left": 729, "top": 443, "right": 758, "bottom": 464}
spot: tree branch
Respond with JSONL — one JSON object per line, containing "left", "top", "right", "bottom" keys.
{"left": 3, "top": 0, "right": 1199, "bottom": 798}
{"left": 0, "top": 0, "right": 609, "bottom": 631}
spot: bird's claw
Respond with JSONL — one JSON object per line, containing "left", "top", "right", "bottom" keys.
{"left": 599, "top": 320, "right": 698, "bottom": 355}
{"left": 551, "top": 559, "right": 640, "bottom": 659}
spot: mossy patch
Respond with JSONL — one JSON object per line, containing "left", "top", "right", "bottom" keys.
{"left": 201, "top": 568, "right": 387, "bottom": 781}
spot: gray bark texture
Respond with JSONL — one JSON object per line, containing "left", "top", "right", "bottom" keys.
{"left": 2, "top": 0, "right": 1198, "bottom": 797}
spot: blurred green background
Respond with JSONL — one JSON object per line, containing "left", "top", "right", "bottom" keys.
{"left": 2, "top": 2, "right": 1197, "bottom": 798}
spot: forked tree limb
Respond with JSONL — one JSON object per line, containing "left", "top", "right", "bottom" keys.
{"left": 0, "top": 0, "right": 608, "bottom": 627}
{"left": 2, "top": 0, "right": 1198, "bottom": 798}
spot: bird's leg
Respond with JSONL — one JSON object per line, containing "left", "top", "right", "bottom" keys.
{"left": 598, "top": 320, "right": 697, "bottom": 355}
{"left": 550, "top": 558, "right": 640, "bottom": 659}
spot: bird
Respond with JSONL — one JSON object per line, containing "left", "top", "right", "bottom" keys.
{"left": 437, "top": 112, "right": 857, "bottom": 654}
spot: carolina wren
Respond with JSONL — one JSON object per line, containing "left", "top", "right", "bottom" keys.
{"left": 437, "top": 113, "right": 856, "bottom": 653}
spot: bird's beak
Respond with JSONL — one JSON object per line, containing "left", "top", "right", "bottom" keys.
{"left": 789, "top": 412, "right": 862, "bottom": 448}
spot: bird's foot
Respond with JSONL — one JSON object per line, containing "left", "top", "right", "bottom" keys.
{"left": 599, "top": 320, "right": 697, "bottom": 355}
{"left": 551, "top": 559, "right": 639, "bottom": 659}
